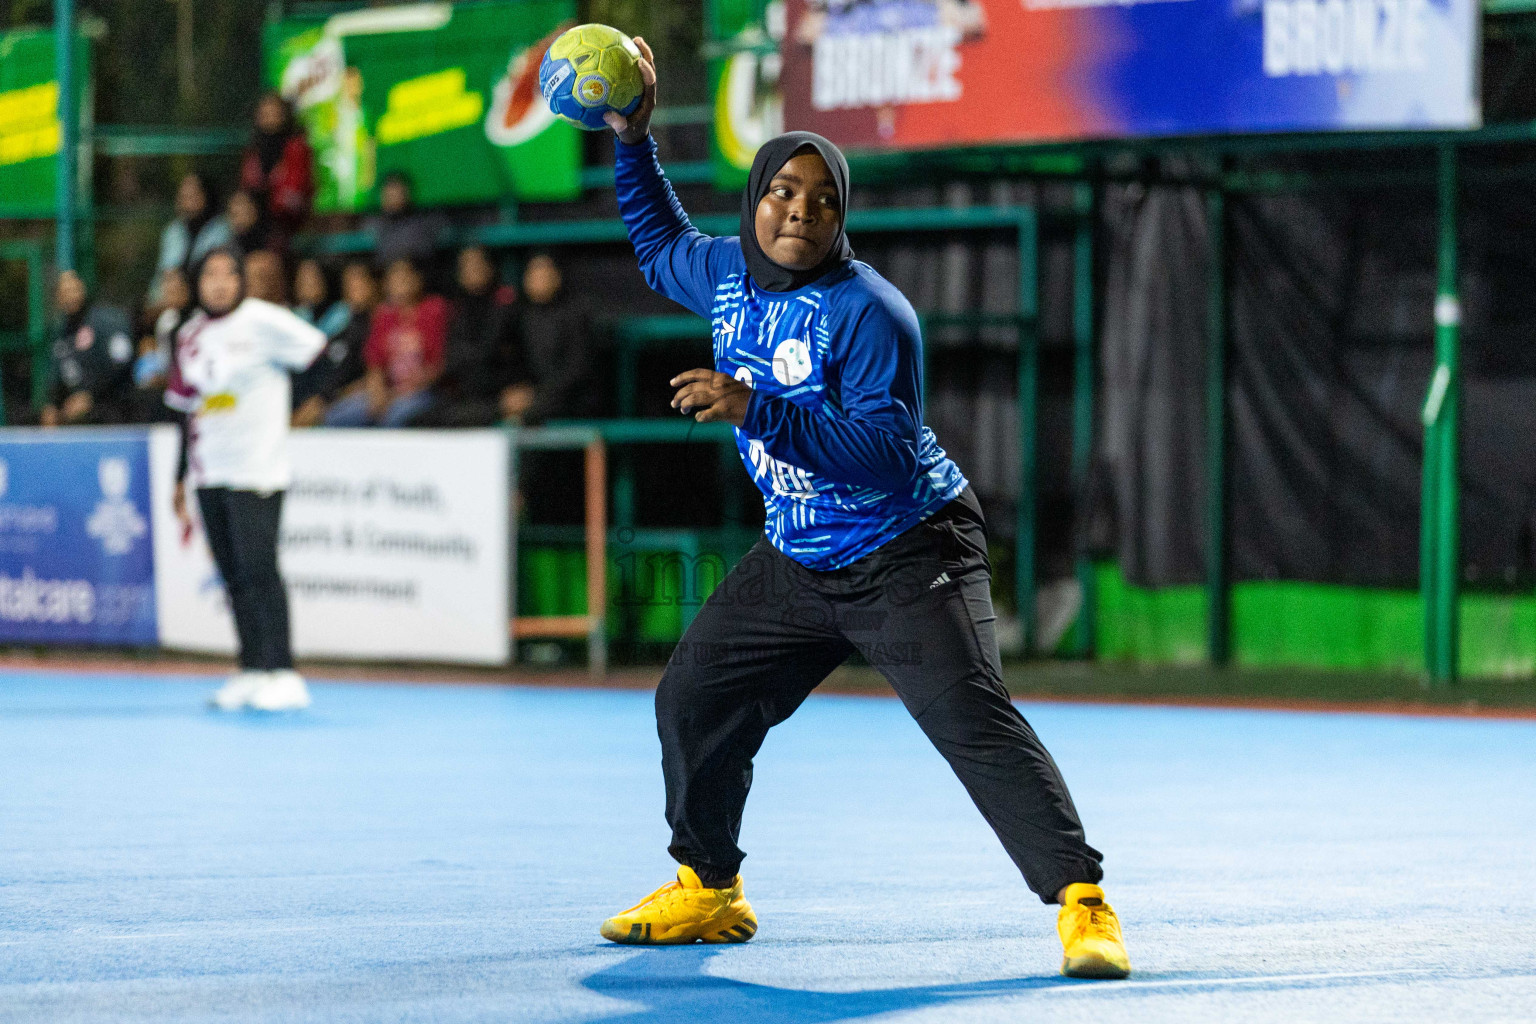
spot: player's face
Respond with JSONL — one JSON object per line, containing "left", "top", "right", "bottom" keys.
{"left": 199, "top": 254, "right": 242, "bottom": 315}
{"left": 754, "top": 149, "right": 841, "bottom": 272}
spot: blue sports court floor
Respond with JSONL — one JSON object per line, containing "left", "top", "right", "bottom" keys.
{"left": 2, "top": 670, "right": 1534, "bottom": 1023}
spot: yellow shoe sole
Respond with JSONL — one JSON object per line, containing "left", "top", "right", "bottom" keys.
{"left": 1061, "top": 952, "right": 1130, "bottom": 979}
{"left": 600, "top": 907, "right": 758, "bottom": 946}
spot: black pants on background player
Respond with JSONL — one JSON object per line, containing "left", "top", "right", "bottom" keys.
{"left": 657, "top": 487, "right": 1104, "bottom": 902}
{"left": 196, "top": 488, "right": 294, "bottom": 672}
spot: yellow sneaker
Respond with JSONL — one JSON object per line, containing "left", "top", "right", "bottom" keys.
{"left": 1057, "top": 883, "right": 1131, "bottom": 979}
{"left": 599, "top": 866, "right": 758, "bottom": 945}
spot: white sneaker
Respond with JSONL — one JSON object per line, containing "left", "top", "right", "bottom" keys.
{"left": 246, "top": 670, "right": 312, "bottom": 712}
{"left": 209, "top": 671, "right": 269, "bottom": 711}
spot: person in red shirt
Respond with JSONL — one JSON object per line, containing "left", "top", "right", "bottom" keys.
{"left": 324, "top": 257, "right": 447, "bottom": 426}
{"left": 239, "top": 92, "right": 314, "bottom": 251}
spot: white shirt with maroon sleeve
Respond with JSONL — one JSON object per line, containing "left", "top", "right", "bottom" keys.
{"left": 166, "top": 298, "right": 325, "bottom": 491}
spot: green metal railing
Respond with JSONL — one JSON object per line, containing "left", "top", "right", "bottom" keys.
{"left": 528, "top": 418, "right": 754, "bottom": 638}
{"left": 1069, "top": 183, "right": 1096, "bottom": 658}
{"left": 0, "top": 240, "right": 50, "bottom": 423}
{"left": 1205, "top": 189, "right": 1230, "bottom": 667}
{"left": 1421, "top": 147, "right": 1462, "bottom": 685}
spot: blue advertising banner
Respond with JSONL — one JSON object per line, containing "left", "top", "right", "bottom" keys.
{"left": 0, "top": 430, "right": 157, "bottom": 645}
{"left": 780, "top": 0, "right": 1480, "bottom": 150}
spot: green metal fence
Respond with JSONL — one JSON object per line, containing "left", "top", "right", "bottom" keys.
{"left": 0, "top": 239, "right": 50, "bottom": 422}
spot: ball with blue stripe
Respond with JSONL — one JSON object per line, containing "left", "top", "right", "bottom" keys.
{"left": 539, "top": 23, "right": 644, "bottom": 132}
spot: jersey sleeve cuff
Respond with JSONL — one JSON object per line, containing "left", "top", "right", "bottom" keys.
{"left": 613, "top": 132, "right": 657, "bottom": 156}
{"left": 163, "top": 387, "right": 199, "bottom": 414}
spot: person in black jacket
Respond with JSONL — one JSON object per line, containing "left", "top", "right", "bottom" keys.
{"left": 40, "top": 271, "right": 136, "bottom": 427}
{"left": 291, "top": 260, "right": 376, "bottom": 427}
{"left": 366, "top": 171, "right": 448, "bottom": 275}
{"left": 416, "top": 245, "right": 518, "bottom": 427}
{"left": 503, "top": 253, "right": 597, "bottom": 425}
{"left": 504, "top": 254, "right": 600, "bottom": 525}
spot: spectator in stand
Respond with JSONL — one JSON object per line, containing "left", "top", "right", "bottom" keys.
{"left": 502, "top": 253, "right": 596, "bottom": 425}
{"left": 325, "top": 257, "right": 447, "bottom": 426}
{"left": 239, "top": 91, "right": 314, "bottom": 250}
{"left": 366, "top": 170, "right": 448, "bottom": 272}
{"left": 152, "top": 266, "right": 194, "bottom": 363}
{"left": 153, "top": 172, "right": 231, "bottom": 299}
{"left": 40, "top": 270, "right": 135, "bottom": 427}
{"left": 292, "top": 260, "right": 375, "bottom": 427}
{"left": 292, "top": 258, "right": 350, "bottom": 337}
{"left": 416, "top": 245, "right": 517, "bottom": 426}
{"left": 244, "top": 249, "right": 288, "bottom": 305}
{"left": 227, "top": 189, "right": 267, "bottom": 255}
{"left": 128, "top": 265, "right": 193, "bottom": 423}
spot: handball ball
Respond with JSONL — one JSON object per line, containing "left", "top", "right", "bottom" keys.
{"left": 539, "top": 24, "right": 643, "bottom": 131}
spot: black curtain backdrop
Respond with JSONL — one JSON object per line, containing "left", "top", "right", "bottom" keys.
{"left": 1095, "top": 172, "right": 1536, "bottom": 590}
{"left": 1095, "top": 182, "right": 1211, "bottom": 586}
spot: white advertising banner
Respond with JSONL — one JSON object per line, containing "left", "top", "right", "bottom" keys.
{"left": 150, "top": 427, "right": 510, "bottom": 664}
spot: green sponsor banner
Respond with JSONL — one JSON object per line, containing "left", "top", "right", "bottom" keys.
{"left": 264, "top": 0, "right": 579, "bottom": 212}
{"left": 709, "top": 0, "right": 781, "bottom": 191}
{"left": 0, "top": 27, "right": 89, "bottom": 218}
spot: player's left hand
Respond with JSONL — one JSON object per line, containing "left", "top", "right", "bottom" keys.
{"left": 670, "top": 369, "right": 750, "bottom": 426}
{"left": 604, "top": 35, "right": 657, "bottom": 144}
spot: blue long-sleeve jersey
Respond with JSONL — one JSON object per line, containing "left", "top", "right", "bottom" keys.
{"left": 615, "top": 135, "right": 967, "bottom": 570}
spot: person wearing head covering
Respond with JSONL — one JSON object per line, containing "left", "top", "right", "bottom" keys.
{"left": 239, "top": 91, "right": 315, "bottom": 250}
{"left": 505, "top": 253, "right": 598, "bottom": 425}
{"left": 165, "top": 247, "right": 326, "bottom": 713}
{"left": 152, "top": 172, "right": 233, "bottom": 301}
{"left": 411, "top": 244, "right": 518, "bottom": 428}
{"left": 594, "top": 40, "right": 1129, "bottom": 980}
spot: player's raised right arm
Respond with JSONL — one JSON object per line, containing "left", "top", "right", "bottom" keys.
{"left": 608, "top": 37, "right": 727, "bottom": 318}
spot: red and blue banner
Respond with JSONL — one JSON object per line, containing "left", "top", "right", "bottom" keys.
{"left": 780, "top": 0, "right": 1479, "bottom": 150}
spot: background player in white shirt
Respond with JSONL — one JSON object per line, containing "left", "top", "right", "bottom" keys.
{"left": 166, "top": 248, "right": 325, "bottom": 711}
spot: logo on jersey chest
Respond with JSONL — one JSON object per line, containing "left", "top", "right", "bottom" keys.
{"left": 772, "top": 336, "right": 812, "bottom": 386}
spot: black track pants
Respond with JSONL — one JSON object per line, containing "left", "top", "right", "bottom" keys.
{"left": 656, "top": 487, "right": 1104, "bottom": 902}
{"left": 197, "top": 487, "right": 293, "bottom": 672}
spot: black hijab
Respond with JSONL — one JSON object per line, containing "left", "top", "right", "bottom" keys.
{"left": 740, "top": 131, "right": 854, "bottom": 292}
